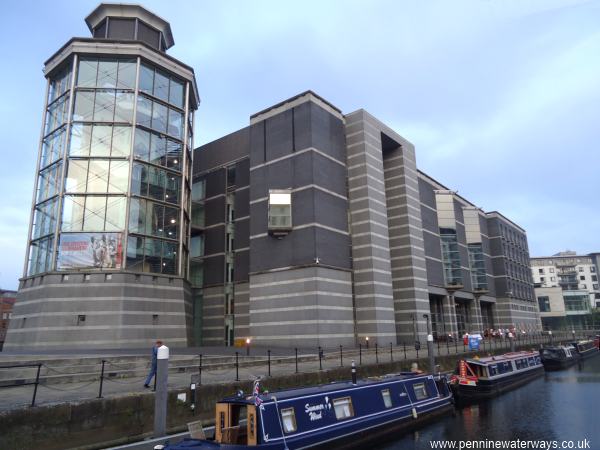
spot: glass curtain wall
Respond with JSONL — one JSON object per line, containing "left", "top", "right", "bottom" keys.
{"left": 440, "top": 228, "right": 462, "bottom": 286}
{"left": 468, "top": 243, "right": 488, "bottom": 291}
{"left": 27, "top": 55, "right": 192, "bottom": 278}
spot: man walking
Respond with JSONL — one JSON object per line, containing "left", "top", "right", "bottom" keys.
{"left": 144, "top": 340, "right": 162, "bottom": 388}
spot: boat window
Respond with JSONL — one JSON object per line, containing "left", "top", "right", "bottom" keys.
{"left": 381, "top": 389, "right": 392, "bottom": 408}
{"left": 488, "top": 364, "right": 498, "bottom": 376}
{"left": 528, "top": 357, "right": 537, "bottom": 365}
{"left": 515, "top": 358, "right": 528, "bottom": 370}
{"left": 332, "top": 397, "right": 355, "bottom": 420}
{"left": 219, "top": 411, "right": 225, "bottom": 431}
{"left": 413, "top": 383, "right": 428, "bottom": 401}
{"left": 281, "top": 407, "right": 297, "bottom": 433}
{"left": 497, "top": 361, "right": 513, "bottom": 374}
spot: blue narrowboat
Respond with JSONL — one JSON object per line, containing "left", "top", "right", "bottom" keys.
{"left": 450, "top": 350, "right": 543, "bottom": 402}
{"left": 569, "top": 340, "right": 599, "bottom": 359}
{"left": 160, "top": 372, "right": 453, "bottom": 449}
{"left": 539, "top": 345, "right": 580, "bottom": 371}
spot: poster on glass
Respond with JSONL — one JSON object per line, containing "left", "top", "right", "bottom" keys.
{"left": 58, "top": 233, "right": 123, "bottom": 269}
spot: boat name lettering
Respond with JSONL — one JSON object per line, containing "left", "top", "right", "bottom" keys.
{"left": 305, "top": 400, "right": 330, "bottom": 421}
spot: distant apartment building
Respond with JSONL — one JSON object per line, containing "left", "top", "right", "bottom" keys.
{"left": 191, "top": 91, "right": 541, "bottom": 348}
{"left": 531, "top": 251, "right": 600, "bottom": 330}
{"left": 0, "top": 290, "right": 17, "bottom": 350}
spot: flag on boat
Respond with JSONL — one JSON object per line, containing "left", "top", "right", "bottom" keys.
{"left": 253, "top": 379, "right": 263, "bottom": 407}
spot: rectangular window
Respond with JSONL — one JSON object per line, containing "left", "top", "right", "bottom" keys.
{"left": 268, "top": 190, "right": 292, "bottom": 232}
{"left": 281, "top": 408, "right": 297, "bottom": 433}
{"left": 580, "top": 275, "right": 586, "bottom": 281}
{"left": 549, "top": 268, "right": 555, "bottom": 273}
{"left": 381, "top": 389, "right": 392, "bottom": 408}
{"left": 332, "top": 397, "right": 354, "bottom": 420}
{"left": 413, "top": 383, "right": 428, "bottom": 401}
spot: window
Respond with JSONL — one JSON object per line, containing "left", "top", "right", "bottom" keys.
{"left": 413, "top": 383, "right": 428, "bottom": 400}
{"left": 581, "top": 284, "right": 587, "bottom": 289}
{"left": 550, "top": 277, "right": 556, "bottom": 282}
{"left": 580, "top": 275, "right": 586, "bottom": 281}
{"left": 77, "top": 314, "right": 86, "bottom": 325}
{"left": 592, "top": 275, "right": 598, "bottom": 282}
{"left": 332, "top": 397, "right": 354, "bottom": 420}
{"left": 381, "top": 389, "right": 392, "bottom": 408}
{"left": 281, "top": 408, "right": 297, "bottom": 433}
{"left": 591, "top": 266, "right": 596, "bottom": 273}
{"left": 594, "top": 284, "right": 599, "bottom": 290}
{"left": 549, "top": 268, "right": 555, "bottom": 273}
{"left": 579, "top": 267, "right": 584, "bottom": 272}
{"left": 538, "top": 268, "right": 544, "bottom": 274}
{"left": 268, "top": 190, "right": 292, "bottom": 233}
{"left": 540, "top": 277, "right": 545, "bottom": 283}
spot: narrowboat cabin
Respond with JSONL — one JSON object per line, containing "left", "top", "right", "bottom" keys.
{"left": 569, "top": 340, "right": 600, "bottom": 359}
{"left": 159, "top": 373, "right": 453, "bottom": 449}
{"left": 450, "top": 351, "right": 543, "bottom": 402}
{"left": 539, "top": 345, "right": 579, "bottom": 371}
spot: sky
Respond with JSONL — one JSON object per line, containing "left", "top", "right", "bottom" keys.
{"left": 0, "top": 0, "right": 599, "bottom": 290}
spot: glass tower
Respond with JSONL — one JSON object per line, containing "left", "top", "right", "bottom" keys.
{"left": 6, "top": 4, "right": 199, "bottom": 350}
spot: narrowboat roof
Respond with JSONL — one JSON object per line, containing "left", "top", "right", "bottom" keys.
{"left": 464, "top": 351, "right": 538, "bottom": 365}
{"left": 220, "top": 372, "right": 427, "bottom": 404}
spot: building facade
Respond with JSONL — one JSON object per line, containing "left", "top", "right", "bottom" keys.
{"left": 531, "top": 251, "right": 600, "bottom": 330}
{"left": 0, "top": 290, "right": 17, "bottom": 350}
{"left": 5, "top": 4, "right": 199, "bottom": 350}
{"left": 191, "top": 91, "right": 541, "bottom": 348}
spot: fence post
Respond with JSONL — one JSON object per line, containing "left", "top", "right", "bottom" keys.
{"left": 295, "top": 348, "right": 298, "bottom": 373}
{"left": 235, "top": 352, "right": 239, "bottom": 381}
{"left": 154, "top": 345, "right": 169, "bottom": 438}
{"left": 375, "top": 342, "right": 379, "bottom": 363}
{"left": 268, "top": 350, "right": 271, "bottom": 377}
{"left": 198, "top": 354, "right": 202, "bottom": 385}
{"left": 318, "top": 346, "right": 323, "bottom": 370}
{"left": 359, "top": 343, "right": 362, "bottom": 366}
{"left": 31, "top": 363, "right": 42, "bottom": 407}
{"left": 97, "top": 360, "right": 106, "bottom": 399}
{"left": 446, "top": 339, "right": 450, "bottom": 355}
{"left": 454, "top": 338, "right": 458, "bottom": 354}
{"left": 339, "top": 345, "right": 343, "bottom": 367}
{"left": 403, "top": 342, "right": 407, "bottom": 359}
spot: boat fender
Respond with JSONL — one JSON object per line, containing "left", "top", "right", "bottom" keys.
{"left": 412, "top": 407, "right": 418, "bottom": 419}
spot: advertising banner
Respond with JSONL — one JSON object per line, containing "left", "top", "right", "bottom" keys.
{"left": 58, "top": 232, "right": 123, "bottom": 270}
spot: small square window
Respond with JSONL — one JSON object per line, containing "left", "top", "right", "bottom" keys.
{"left": 152, "top": 314, "right": 159, "bottom": 325}
{"left": 333, "top": 397, "right": 354, "bottom": 420}
{"left": 84, "top": 274, "right": 91, "bottom": 281}
{"left": 268, "top": 189, "right": 292, "bottom": 234}
{"left": 549, "top": 268, "right": 554, "bottom": 273}
{"left": 77, "top": 314, "right": 86, "bottom": 325}
{"left": 105, "top": 274, "right": 112, "bottom": 281}
{"left": 62, "top": 274, "right": 69, "bottom": 282}
{"left": 413, "top": 382, "right": 428, "bottom": 400}
{"left": 580, "top": 275, "right": 585, "bottom": 281}
{"left": 281, "top": 408, "right": 297, "bottom": 433}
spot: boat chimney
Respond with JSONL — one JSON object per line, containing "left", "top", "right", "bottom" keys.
{"left": 351, "top": 360, "right": 357, "bottom": 385}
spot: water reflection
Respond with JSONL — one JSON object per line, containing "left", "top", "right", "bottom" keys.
{"left": 380, "top": 357, "right": 600, "bottom": 450}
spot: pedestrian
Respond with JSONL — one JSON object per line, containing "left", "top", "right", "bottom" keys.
{"left": 144, "top": 340, "right": 162, "bottom": 388}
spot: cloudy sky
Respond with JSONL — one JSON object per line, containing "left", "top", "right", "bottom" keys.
{"left": 0, "top": 0, "right": 598, "bottom": 290}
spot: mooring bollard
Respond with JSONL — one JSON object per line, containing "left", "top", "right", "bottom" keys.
{"left": 154, "top": 344, "right": 169, "bottom": 438}
{"left": 97, "top": 359, "right": 106, "bottom": 399}
{"left": 351, "top": 360, "right": 357, "bottom": 385}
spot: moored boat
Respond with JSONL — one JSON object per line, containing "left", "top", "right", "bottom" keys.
{"left": 450, "top": 350, "right": 543, "bottom": 402}
{"left": 158, "top": 372, "right": 453, "bottom": 449}
{"left": 539, "top": 345, "right": 579, "bottom": 371}
{"left": 569, "top": 340, "right": 600, "bottom": 359}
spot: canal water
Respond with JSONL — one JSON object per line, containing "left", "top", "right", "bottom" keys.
{"left": 382, "top": 356, "right": 600, "bottom": 449}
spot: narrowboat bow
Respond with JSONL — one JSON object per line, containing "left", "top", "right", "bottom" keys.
{"left": 539, "top": 345, "right": 579, "bottom": 371}
{"left": 159, "top": 372, "right": 453, "bottom": 449}
{"left": 569, "top": 340, "right": 599, "bottom": 359}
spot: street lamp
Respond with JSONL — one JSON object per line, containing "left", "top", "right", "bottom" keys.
{"left": 365, "top": 336, "right": 370, "bottom": 349}
{"left": 246, "top": 338, "right": 251, "bottom": 356}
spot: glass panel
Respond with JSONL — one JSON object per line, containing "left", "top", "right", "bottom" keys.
{"left": 111, "top": 126, "right": 131, "bottom": 157}
{"left": 42, "top": 127, "right": 67, "bottom": 166}
{"left": 150, "top": 132, "right": 166, "bottom": 165}
{"left": 134, "top": 128, "right": 150, "bottom": 160}
{"left": 126, "top": 235, "right": 144, "bottom": 271}
{"left": 332, "top": 398, "right": 354, "bottom": 419}
{"left": 148, "top": 202, "right": 164, "bottom": 236}
{"left": 152, "top": 102, "right": 168, "bottom": 133}
{"left": 97, "top": 59, "right": 118, "bottom": 88}
{"left": 153, "top": 70, "right": 169, "bottom": 102}
{"left": 381, "top": 389, "right": 392, "bottom": 408}
{"left": 130, "top": 162, "right": 148, "bottom": 196}
{"left": 164, "top": 206, "right": 178, "bottom": 239}
{"left": 116, "top": 59, "right": 136, "bottom": 90}
{"left": 90, "top": 124, "right": 112, "bottom": 156}
{"left": 169, "top": 78, "right": 184, "bottom": 108}
{"left": 165, "top": 174, "right": 180, "bottom": 204}
{"left": 108, "top": 160, "right": 129, "bottom": 193}
{"left": 87, "top": 160, "right": 110, "bottom": 192}
{"left": 37, "top": 162, "right": 62, "bottom": 203}
{"left": 73, "top": 90, "right": 95, "bottom": 121}
{"left": 413, "top": 383, "right": 428, "bottom": 400}
{"left": 136, "top": 95, "right": 152, "bottom": 128}
{"left": 148, "top": 166, "right": 165, "bottom": 200}
{"left": 77, "top": 58, "right": 98, "bottom": 87}
{"left": 69, "top": 124, "right": 92, "bottom": 156}
{"left": 28, "top": 236, "right": 54, "bottom": 276}
{"left": 162, "top": 240, "right": 177, "bottom": 274}
{"left": 190, "top": 235, "right": 204, "bottom": 258}
{"left": 61, "top": 195, "right": 85, "bottom": 231}
{"left": 32, "top": 198, "right": 58, "bottom": 239}
{"left": 144, "top": 237, "right": 162, "bottom": 273}
{"left": 105, "top": 196, "right": 127, "bottom": 230}
{"left": 114, "top": 91, "right": 134, "bottom": 122}
{"left": 66, "top": 159, "right": 88, "bottom": 192}
{"left": 83, "top": 196, "right": 106, "bottom": 231}
{"left": 166, "top": 139, "right": 182, "bottom": 171}
{"left": 167, "top": 108, "right": 183, "bottom": 139}
{"left": 94, "top": 90, "right": 115, "bottom": 121}
{"left": 281, "top": 408, "right": 297, "bottom": 433}
{"left": 46, "top": 95, "right": 69, "bottom": 134}
{"left": 191, "top": 180, "right": 206, "bottom": 201}
{"left": 128, "top": 198, "right": 146, "bottom": 234}
{"left": 139, "top": 64, "right": 154, "bottom": 94}
{"left": 49, "top": 64, "right": 72, "bottom": 103}
{"left": 190, "top": 260, "right": 203, "bottom": 285}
